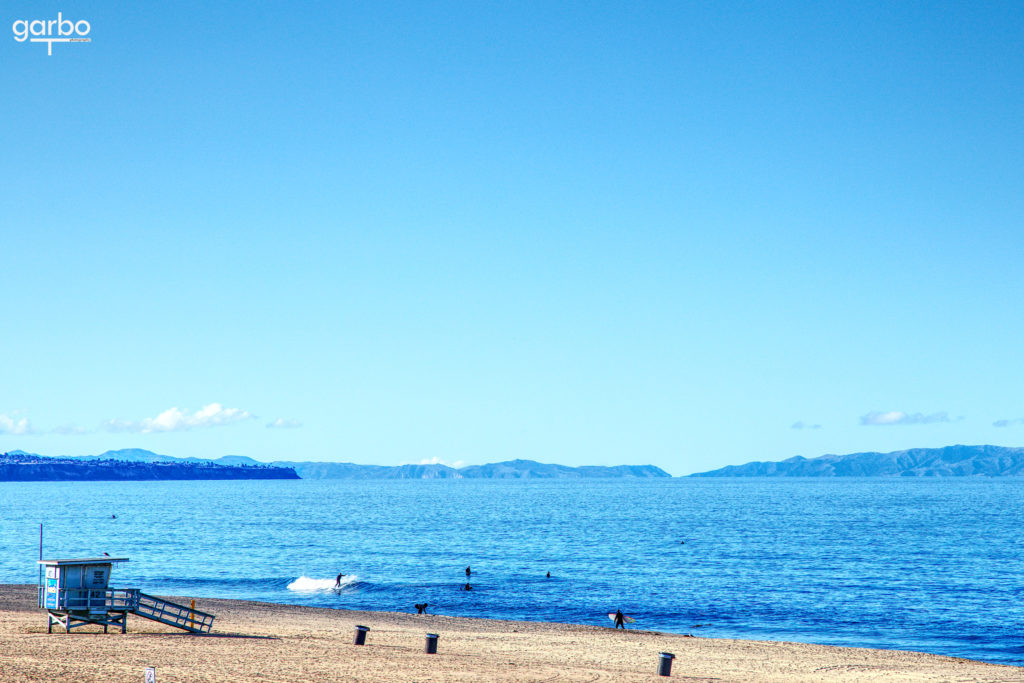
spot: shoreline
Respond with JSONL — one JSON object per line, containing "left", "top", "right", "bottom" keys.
{"left": 2, "top": 584, "right": 1022, "bottom": 682}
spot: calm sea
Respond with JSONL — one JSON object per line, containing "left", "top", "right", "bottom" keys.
{"left": 1, "top": 478, "right": 1022, "bottom": 665}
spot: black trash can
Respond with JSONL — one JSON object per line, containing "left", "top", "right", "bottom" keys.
{"left": 353, "top": 625, "right": 369, "bottom": 645}
{"left": 425, "top": 633, "right": 439, "bottom": 654}
{"left": 658, "top": 651, "right": 675, "bottom": 676}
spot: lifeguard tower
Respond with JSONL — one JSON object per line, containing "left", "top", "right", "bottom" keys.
{"left": 38, "top": 556, "right": 215, "bottom": 634}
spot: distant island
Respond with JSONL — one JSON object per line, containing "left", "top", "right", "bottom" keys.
{"left": 1, "top": 449, "right": 671, "bottom": 480}
{"left": 690, "top": 444, "right": 1024, "bottom": 477}
{"left": 0, "top": 450, "right": 299, "bottom": 482}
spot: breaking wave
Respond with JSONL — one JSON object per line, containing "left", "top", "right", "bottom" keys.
{"left": 287, "top": 575, "right": 358, "bottom": 592}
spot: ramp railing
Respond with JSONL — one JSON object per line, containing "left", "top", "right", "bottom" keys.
{"left": 133, "top": 591, "right": 215, "bottom": 633}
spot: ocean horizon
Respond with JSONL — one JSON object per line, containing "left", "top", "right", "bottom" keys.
{"left": 2, "top": 477, "right": 1022, "bottom": 666}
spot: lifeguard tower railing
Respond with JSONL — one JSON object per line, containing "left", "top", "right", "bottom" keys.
{"left": 43, "top": 587, "right": 215, "bottom": 634}
{"left": 44, "top": 587, "right": 137, "bottom": 613}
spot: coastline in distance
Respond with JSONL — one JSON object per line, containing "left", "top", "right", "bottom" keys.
{"left": 690, "top": 444, "right": 1024, "bottom": 477}
{"left": 1, "top": 449, "right": 671, "bottom": 480}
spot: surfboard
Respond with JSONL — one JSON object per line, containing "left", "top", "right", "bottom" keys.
{"left": 607, "top": 613, "right": 636, "bottom": 624}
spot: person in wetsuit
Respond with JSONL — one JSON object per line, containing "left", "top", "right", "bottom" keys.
{"left": 614, "top": 609, "right": 625, "bottom": 629}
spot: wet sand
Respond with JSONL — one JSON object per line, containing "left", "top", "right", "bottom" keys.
{"left": 2, "top": 584, "right": 1022, "bottom": 682}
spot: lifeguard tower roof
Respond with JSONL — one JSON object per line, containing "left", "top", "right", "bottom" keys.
{"left": 39, "top": 557, "right": 129, "bottom": 565}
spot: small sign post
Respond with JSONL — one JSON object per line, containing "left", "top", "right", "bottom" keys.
{"left": 144, "top": 666, "right": 156, "bottom": 682}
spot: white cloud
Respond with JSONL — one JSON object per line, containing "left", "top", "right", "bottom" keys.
{"left": 993, "top": 418, "right": 1024, "bottom": 428}
{"left": 104, "top": 403, "right": 255, "bottom": 433}
{"left": 791, "top": 421, "right": 822, "bottom": 430}
{"left": 860, "top": 411, "right": 950, "bottom": 426}
{"left": 0, "top": 413, "right": 33, "bottom": 435}
{"left": 267, "top": 418, "right": 302, "bottom": 429}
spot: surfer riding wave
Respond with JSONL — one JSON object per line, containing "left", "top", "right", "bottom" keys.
{"left": 287, "top": 575, "right": 358, "bottom": 592}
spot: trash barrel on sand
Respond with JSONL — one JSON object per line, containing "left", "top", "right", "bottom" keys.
{"left": 353, "top": 625, "right": 369, "bottom": 645}
{"left": 658, "top": 652, "right": 675, "bottom": 676}
{"left": 425, "top": 633, "right": 439, "bottom": 654}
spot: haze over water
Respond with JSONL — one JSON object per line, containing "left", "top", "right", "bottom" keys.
{"left": 2, "top": 478, "right": 1022, "bottom": 666}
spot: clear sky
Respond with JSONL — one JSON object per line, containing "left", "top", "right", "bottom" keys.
{"left": 2, "top": 2, "right": 1022, "bottom": 475}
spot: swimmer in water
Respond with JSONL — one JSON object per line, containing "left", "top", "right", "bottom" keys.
{"left": 465, "top": 566, "right": 471, "bottom": 577}
{"left": 462, "top": 583, "right": 472, "bottom": 591}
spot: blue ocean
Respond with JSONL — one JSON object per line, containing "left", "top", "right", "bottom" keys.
{"left": 1, "top": 478, "right": 1022, "bottom": 666}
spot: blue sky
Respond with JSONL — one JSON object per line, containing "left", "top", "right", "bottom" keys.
{"left": 2, "top": 1, "right": 1022, "bottom": 474}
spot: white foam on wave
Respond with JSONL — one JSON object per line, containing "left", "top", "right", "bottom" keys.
{"left": 287, "top": 575, "right": 357, "bottom": 592}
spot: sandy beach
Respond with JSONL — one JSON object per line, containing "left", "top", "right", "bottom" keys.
{"left": 1, "top": 584, "right": 1021, "bottom": 682}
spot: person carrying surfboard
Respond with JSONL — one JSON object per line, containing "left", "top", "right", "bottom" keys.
{"left": 614, "top": 609, "right": 625, "bottom": 629}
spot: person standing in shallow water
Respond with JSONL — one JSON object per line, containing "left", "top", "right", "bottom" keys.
{"left": 614, "top": 609, "right": 625, "bottom": 629}
{"left": 465, "top": 566, "right": 471, "bottom": 577}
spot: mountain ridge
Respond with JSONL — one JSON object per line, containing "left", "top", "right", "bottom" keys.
{"left": 0, "top": 451, "right": 299, "bottom": 481}
{"left": 690, "top": 444, "right": 1024, "bottom": 477}
{"left": 3, "top": 450, "right": 672, "bottom": 479}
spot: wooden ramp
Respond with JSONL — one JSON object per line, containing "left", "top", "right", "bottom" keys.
{"left": 131, "top": 592, "right": 214, "bottom": 633}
